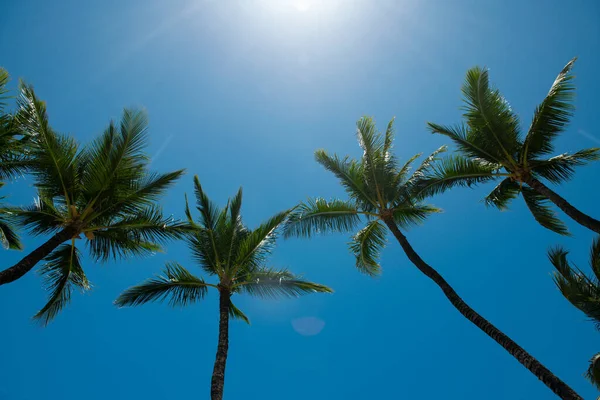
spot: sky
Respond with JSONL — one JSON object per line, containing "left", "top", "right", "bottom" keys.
{"left": 1, "top": 0, "right": 600, "bottom": 399}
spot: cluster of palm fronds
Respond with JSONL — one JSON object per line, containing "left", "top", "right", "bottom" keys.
{"left": 2, "top": 57, "right": 600, "bottom": 399}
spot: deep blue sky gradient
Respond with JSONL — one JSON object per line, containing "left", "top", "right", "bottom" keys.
{"left": 1, "top": 1, "right": 600, "bottom": 399}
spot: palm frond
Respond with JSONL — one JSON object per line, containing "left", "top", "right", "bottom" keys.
{"left": 229, "top": 298, "right": 250, "bottom": 324}
{"left": 392, "top": 203, "right": 441, "bottom": 228}
{"left": 94, "top": 170, "right": 185, "bottom": 218}
{"left": 87, "top": 228, "right": 162, "bottom": 261}
{"left": 314, "top": 149, "right": 377, "bottom": 208}
{"left": 530, "top": 149, "right": 600, "bottom": 184}
{"left": 92, "top": 205, "right": 192, "bottom": 245}
{"left": 0, "top": 68, "right": 9, "bottom": 112}
{"left": 0, "top": 211, "right": 22, "bottom": 250}
{"left": 114, "top": 262, "right": 210, "bottom": 307}
{"left": 522, "top": 187, "right": 569, "bottom": 235}
{"left": 283, "top": 198, "right": 361, "bottom": 238}
{"left": 348, "top": 220, "right": 386, "bottom": 276}
{"left": 383, "top": 117, "right": 395, "bottom": 156}
{"left": 33, "top": 243, "right": 90, "bottom": 325}
{"left": 461, "top": 66, "right": 521, "bottom": 161}
{"left": 235, "top": 210, "right": 289, "bottom": 271}
{"left": 585, "top": 353, "right": 600, "bottom": 390}
{"left": 237, "top": 267, "right": 333, "bottom": 299}
{"left": 14, "top": 195, "right": 66, "bottom": 236}
{"left": 16, "top": 83, "right": 80, "bottom": 204}
{"left": 550, "top": 245, "right": 600, "bottom": 329}
{"left": 193, "top": 175, "right": 221, "bottom": 230}
{"left": 427, "top": 122, "right": 502, "bottom": 164}
{"left": 522, "top": 58, "right": 577, "bottom": 161}
{"left": 484, "top": 178, "right": 521, "bottom": 210}
{"left": 411, "top": 155, "right": 500, "bottom": 199}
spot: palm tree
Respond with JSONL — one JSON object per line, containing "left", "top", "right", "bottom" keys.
{"left": 0, "top": 69, "right": 33, "bottom": 250}
{"left": 284, "top": 116, "right": 582, "bottom": 399}
{"left": 115, "top": 176, "right": 332, "bottom": 400}
{"left": 424, "top": 58, "right": 600, "bottom": 235}
{"left": 0, "top": 83, "right": 190, "bottom": 325}
{"left": 550, "top": 237, "right": 600, "bottom": 390}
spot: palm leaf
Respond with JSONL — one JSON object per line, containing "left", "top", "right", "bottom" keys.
{"left": 411, "top": 155, "right": 500, "bottom": 199}
{"left": 522, "top": 58, "right": 577, "bottom": 161}
{"left": 33, "top": 243, "right": 90, "bottom": 325}
{"left": 484, "top": 178, "right": 521, "bottom": 210}
{"left": 237, "top": 267, "right": 332, "bottom": 299}
{"left": 585, "top": 353, "right": 600, "bottom": 390}
{"left": 235, "top": 209, "right": 289, "bottom": 271}
{"left": 392, "top": 203, "right": 441, "bottom": 228}
{"left": 314, "top": 150, "right": 377, "bottom": 208}
{"left": 461, "top": 66, "right": 521, "bottom": 161}
{"left": 522, "top": 187, "right": 569, "bottom": 235}
{"left": 348, "top": 220, "right": 386, "bottom": 276}
{"left": 427, "top": 122, "right": 502, "bottom": 164}
{"left": 0, "top": 210, "right": 21, "bottom": 250}
{"left": 229, "top": 298, "right": 250, "bottom": 324}
{"left": 530, "top": 149, "right": 600, "bottom": 184}
{"left": 283, "top": 198, "right": 361, "bottom": 238}
{"left": 115, "top": 262, "right": 210, "bottom": 307}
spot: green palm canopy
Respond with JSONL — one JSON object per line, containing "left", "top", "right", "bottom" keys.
{"left": 551, "top": 237, "right": 600, "bottom": 389}
{"left": 0, "top": 69, "right": 33, "bottom": 250}
{"left": 0, "top": 83, "right": 190, "bottom": 325}
{"left": 116, "top": 176, "right": 332, "bottom": 400}
{"left": 284, "top": 116, "right": 582, "bottom": 399}
{"left": 424, "top": 58, "right": 600, "bottom": 235}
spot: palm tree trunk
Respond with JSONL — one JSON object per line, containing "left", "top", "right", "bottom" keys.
{"left": 211, "top": 289, "right": 231, "bottom": 400}
{"left": 526, "top": 177, "right": 600, "bottom": 234}
{"left": 0, "top": 227, "right": 76, "bottom": 286}
{"left": 382, "top": 217, "right": 582, "bottom": 400}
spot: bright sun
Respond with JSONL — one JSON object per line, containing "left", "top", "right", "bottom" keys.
{"left": 293, "top": 1, "right": 311, "bottom": 12}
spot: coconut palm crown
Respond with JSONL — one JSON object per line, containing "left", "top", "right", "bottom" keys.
{"left": 0, "top": 83, "right": 190, "bottom": 325}
{"left": 424, "top": 58, "right": 600, "bottom": 235}
{"left": 283, "top": 116, "right": 582, "bottom": 399}
{"left": 0, "top": 69, "right": 34, "bottom": 250}
{"left": 550, "top": 237, "right": 600, "bottom": 389}
{"left": 116, "top": 176, "right": 332, "bottom": 400}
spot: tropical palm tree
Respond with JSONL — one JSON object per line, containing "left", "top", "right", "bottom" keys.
{"left": 424, "top": 58, "right": 600, "bottom": 235}
{"left": 0, "top": 68, "right": 33, "bottom": 250}
{"left": 0, "top": 83, "right": 190, "bottom": 325}
{"left": 115, "top": 176, "right": 332, "bottom": 400}
{"left": 550, "top": 237, "right": 600, "bottom": 390}
{"left": 284, "top": 116, "right": 582, "bottom": 399}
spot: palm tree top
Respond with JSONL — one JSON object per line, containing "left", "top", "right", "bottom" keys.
{"left": 116, "top": 176, "right": 332, "bottom": 324}
{"left": 550, "top": 238, "right": 600, "bottom": 390}
{"left": 7, "top": 83, "right": 190, "bottom": 325}
{"left": 423, "top": 57, "right": 600, "bottom": 235}
{"left": 550, "top": 237, "right": 600, "bottom": 329}
{"left": 284, "top": 116, "right": 443, "bottom": 275}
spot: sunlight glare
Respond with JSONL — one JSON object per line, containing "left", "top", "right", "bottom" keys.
{"left": 294, "top": 1, "right": 311, "bottom": 12}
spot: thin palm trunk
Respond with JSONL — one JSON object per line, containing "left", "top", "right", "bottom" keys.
{"left": 211, "top": 288, "right": 231, "bottom": 400}
{"left": 525, "top": 177, "right": 600, "bottom": 234}
{"left": 0, "top": 227, "right": 76, "bottom": 286}
{"left": 382, "top": 217, "right": 582, "bottom": 400}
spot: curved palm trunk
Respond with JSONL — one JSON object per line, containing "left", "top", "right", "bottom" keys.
{"left": 211, "top": 289, "right": 231, "bottom": 400}
{"left": 0, "top": 227, "right": 76, "bottom": 286}
{"left": 382, "top": 217, "right": 582, "bottom": 400}
{"left": 526, "top": 177, "right": 600, "bottom": 234}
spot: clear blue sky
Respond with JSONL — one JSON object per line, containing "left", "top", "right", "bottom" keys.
{"left": 1, "top": 0, "right": 599, "bottom": 398}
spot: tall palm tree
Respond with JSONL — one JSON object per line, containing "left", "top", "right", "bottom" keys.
{"left": 424, "top": 58, "right": 600, "bottom": 235}
{"left": 115, "top": 176, "right": 332, "bottom": 400}
{"left": 0, "top": 69, "right": 33, "bottom": 250}
{"left": 0, "top": 83, "right": 190, "bottom": 325}
{"left": 550, "top": 237, "right": 600, "bottom": 390}
{"left": 284, "top": 116, "right": 582, "bottom": 399}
